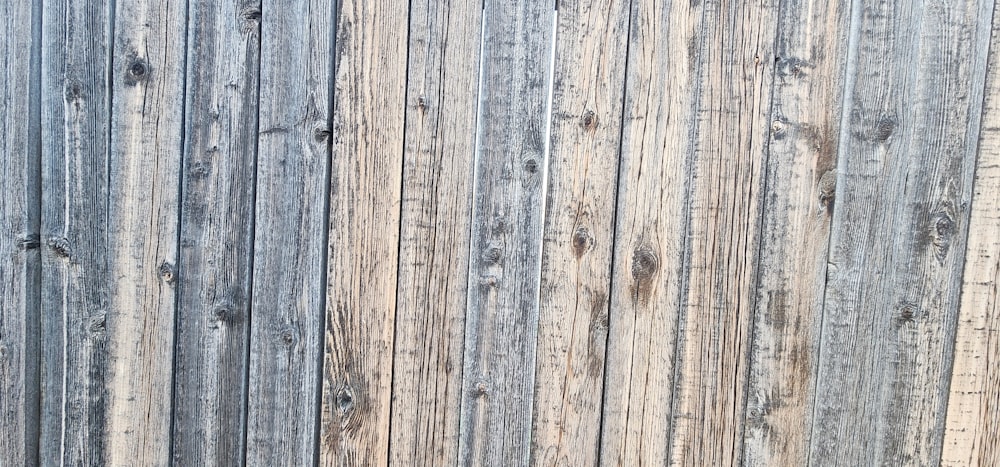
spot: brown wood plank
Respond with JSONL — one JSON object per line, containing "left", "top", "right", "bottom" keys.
{"left": 0, "top": 0, "right": 41, "bottom": 464}
{"left": 388, "top": 1, "right": 481, "bottom": 465}
{"left": 741, "top": 0, "right": 852, "bottom": 464}
{"left": 457, "top": 1, "right": 556, "bottom": 464}
{"left": 317, "top": 0, "right": 409, "bottom": 465}
{"left": 808, "top": 0, "right": 996, "bottom": 464}
{"left": 244, "top": 0, "right": 333, "bottom": 463}
{"left": 171, "top": 0, "right": 261, "bottom": 464}
{"left": 940, "top": 2, "right": 1000, "bottom": 465}
{"left": 530, "top": 0, "right": 630, "bottom": 464}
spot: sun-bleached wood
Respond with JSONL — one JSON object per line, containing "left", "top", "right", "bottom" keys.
{"left": 530, "top": 0, "right": 629, "bottom": 464}
{"left": 940, "top": 3, "right": 1000, "bottom": 465}
{"left": 388, "top": 1, "right": 481, "bottom": 465}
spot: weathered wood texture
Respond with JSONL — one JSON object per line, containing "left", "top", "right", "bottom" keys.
{"left": 941, "top": 3, "right": 1000, "bottom": 465}
{"left": 4, "top": 0, "right": 1000, "bottom": 465}
{"left": 318, "top": 1, "right": 408, "bottom": 465}
{"left": 809, "top": 0, "right": 996, "bottom": 465}
{"left": 171, "top": 0, "right": 261, "bottom": 464}
{"left": 457, "top": 1, "right": 555, "bottom": 464}
{"left": 0, "top": 0, "right": 40, "bottom": 465}
{"left": 388, "top": 1, "right": 481, "bottom": 465}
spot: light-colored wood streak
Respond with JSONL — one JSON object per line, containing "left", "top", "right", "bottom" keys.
{"left": 741, "top": 0, "right": 852, "bottom": 464}
{"left": 389, "top": 1, "right": 481, "bottom": 466}
{"left": 530, "top": 0, "right": 629, "bottom": 464}
{"left": 171, "top": 0, "right": 261, "bottom": 464}
{"left": 244, "top": 0, "right": 332, "bottom": 463}
{"left": 809, "top": 0, "right": 996, "bottom": 464}
{"left": 941, "top": 3, "right": 1000, "bottom": 465}
{"left": 318, "top": 1, "right": 409, "bottom": 465}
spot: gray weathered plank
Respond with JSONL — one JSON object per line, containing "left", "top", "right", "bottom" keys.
{"left": 171, "top": 0, "right": 261, "bottom": 464}
{"left": 317, "top": 1, "right": 409, "bottom": 465}
{"left": 39, "top": 0, "right": 114, "bottom": 464}
{"left": 940, "top": 2, "right": 1000, "bottom": 465}
{"left": 808, "top": 0, "right": 996, "bottom": 464}
{"left": 388, "top": 0, "right": 482, "bottom": 465}
{"left": 741, "top": 0, "right": 852, "bottom": 464}
{"left": 529, "top": 0, "right": 630, "bottom": 464}
{"left": 244, "top": 0, "right": 332, "bottom": 463}
{"left": 457, "top": 0, "right": 556, "bottom": 464}
{"left": 0, "top": 0, "right": 41, "bottom": 464}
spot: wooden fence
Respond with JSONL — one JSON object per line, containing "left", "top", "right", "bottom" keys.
{"left": 2, "top": 0, "right": 999, "bottom": 465}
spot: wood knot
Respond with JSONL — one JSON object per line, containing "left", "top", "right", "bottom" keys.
{"left": 931, "top": 211, "right": 955, "bottom": 260}
{"left": 278, "top": 327, "right": 297, "bottom": 347}
{"left": 314, "top": 126, "right": 331, "bottom": 142}
{"left": 572, "top": 227, "right": 593, "bottom": 258}
{"left": 124, "top": 57, "right": 150, "bottom": 86}
{"left": 417, "top": 95, "right": 428, "bottom": 113}
{"left": 47, "top": 236, "right": 72, "bottom": 258}
{"left": 19, "top": 233, "right": 41, "bottom": 250}
{"left": 631, "top": 247, "right": 659, "bottom": 281}
{"left": 482, "top": 246, "right": 503, "bottom": 265}
{"left": 241, "top": 5, "right": 262, "bottom": 21}
{"left": 474, "top": 379, "right": 489, "bottom": 398}
{"left": 580, "top": 110, "right": 598, "bottom": 131}
{"left": 894, "top": 301, "right": 919, "bottom": 327}
{"left": 88, "top": 312, "right": 107, "bottom": 335}
{"left": 523, "top": 158, "right": 539, "bottom": 174}
{"left": 818, "top": 169, "right": 837, "bottom": 213}
{"left": 771, "top": 118, "right": 787, "bottom": 139}
{"left": 211, "top": 305, "right": 239, "bottom": 326}
{"left": 336, "top": 387, "right": 354, "bottom": 413}
{"left": 875, "top": 116, "right": 896, "bottom": 141}
{"left": 158, "top": 261, "right": 177, "bottom": 284}
{"left": 189, "top": 161, "right": 211, "bottom": 179}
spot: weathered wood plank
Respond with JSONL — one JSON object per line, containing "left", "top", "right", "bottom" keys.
{"left": 598, "top": 0, "right": 704, "bottom": 462}
{"left": 103, "top": 1, "right": 187, "bottom": 463}
{"left": 940, "top": 3, "right": 1000, "bottom": 465}
{"left": 40, "top": 0, "right": 114, "bottom": 464}
{"left": 0, "top": 0, "right": 41, "bottom": 464}
{"left": 458, "top": 1, "right": 556, "bottom": 464}
{"left": 388, "top": 1, "right": 481, "bottom": 465}
{"left": 809, "top": 0, "right": 995, "bottom": 464}
{"left": 317, "top": 1, "right": 409, "bottom": 465}
{"left": 741, "top": 0, "right": 852, "bottom": 465}
{"left": 244, "top": 0, "right": 333, "bottom": 463}
{"left": 530, "top": 0, "right": 629, "bottom": 464}
{"left": 171, "top": 0, "right": 261, "bottom": 464}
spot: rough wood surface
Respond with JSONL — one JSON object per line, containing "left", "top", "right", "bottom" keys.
{"left": 388, "top": 1, "right": 481, "bottom": 465}
{"left": 0, "top": 0, "right": 41, "bottom": 464}
{"left": 171, "top": 0, "right": 261, "bottom": 464}
{"left": 318, "top": 1, "right": 409, "bottom": 465}
{"left": 529, "top": 0, "right": 629, "bottom": 464}
{"left": 940, "top": 3, "right": 1000, "bottom": 465}
{"left": 809, "top": 0, "right": 996, "bottom": 465}
{"left": 457, "top": 1, "right": 555, "bottom": 464}
{"left": 244, "top": 0, "right": 332, "bottom": 463}
{"left": 741, "top": 0, "right": 851, "bottom": 465}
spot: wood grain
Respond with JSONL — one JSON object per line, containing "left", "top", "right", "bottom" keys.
{"left": 244, "top": 0, "right": 332, "bottom": 463}
{"left": 940, "top": 2, "right": 1000, "bottom": 465}
{"left": 318, "top": 1, "right": 409, "bottom": 465}
{"left": 171, "top": 0, "right": 261, "bottom": 464}
{"left": 741, "top": 0, "right": 852, "bottom": 465}
{"left": 388, "top": 1, "right": 481, "bottom": 465}
{"left": 0, "top": 0, "right": 41, "bottom": 464}
{"left": 809, "top": 0, "right": 996, "bottom": 464}
{"left": 458, "top": 1, "right": 555, "bottom": 464}
{"left": 530, "top": 0, "right": 629, "bottom": 464}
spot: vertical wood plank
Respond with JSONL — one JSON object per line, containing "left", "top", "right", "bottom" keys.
{"left": 0, "top": 0, "right": 41, "bottom": 464}
{"left": 458, "top": 1, "right": 555, "bottom": 464}
{"left": 809, "top": 0, "right": 996, "bottom": 464}
{"left": 171, "top": 0, "right": 261, "bottom": 464}
{"left": 40, "top": 0, "right": 114, "bottom": 464}
{"left": 244, "top": 0, "right": 332, "bottom": 463}
{"left": 940, "top": 3, "right": 1000, "bottom": 465}
{"left": 104, "top": 0, "right": 187, "bottom": 463}
{"left": 318, "top": 1, "right": 409, "bottom": 465}
{"left": 388, "top": 1, "right": 481, "bottom": 465}
{"left": 741, "top": 0, "right": 852, "bottom": 465}
{"left": 530, "top": 0, "right": 630, "bottom": 464}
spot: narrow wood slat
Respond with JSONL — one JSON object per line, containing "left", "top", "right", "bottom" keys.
{"left": 458, "top": 1, "right": 555, "bottom": 463}
{"left": 940, "top": 3, "right": 1000, "bottom": 465}
{"left": 245, "top": 0, "right": 332, "bottom": 462}
{"left": 318, "top": 1, "right": 409, "bottom": 465}
{"left": 0, "top": 0, "right": 41, "bottom": 464}
{"left": 171, "top": 0, "right": 261, "bottom": 464}
{"left": 741, "top": 0, "right": 852, "bottom": 464}
{"left": 809, "top": 0, "right": 996, "bottom": 464}
{"left": 530, "top": 0, "right": 630, "bottom": 464}
{"left": 388, "top": 1, "right": 482, "bottom": 465}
